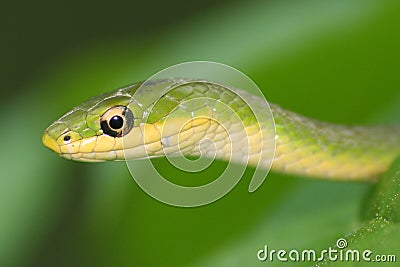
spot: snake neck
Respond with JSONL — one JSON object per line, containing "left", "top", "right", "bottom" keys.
{"left": 270, "top": 103, "right": 400, "bottom": 181}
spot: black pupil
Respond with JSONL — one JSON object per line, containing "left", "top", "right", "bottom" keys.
{"left": 109, "top": 115, "right": 124, "bottom": 129}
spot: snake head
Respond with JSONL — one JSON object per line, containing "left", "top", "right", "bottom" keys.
{"left": 42, "top": 79, "right": 204, "bottom": 162}
{"left": 42, "top": 83, "right": 143, "bottom": 161}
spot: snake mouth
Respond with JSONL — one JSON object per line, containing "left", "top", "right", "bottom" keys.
{"left": 42, "top": 133, "right": 61, "bottom": 154}
{"left": 60, "top": 153, "right": 105, "bottom": 162}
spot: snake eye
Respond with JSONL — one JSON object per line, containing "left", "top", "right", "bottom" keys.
{"left": 100, "top": 106, "right": 134, "bottom": 137}
{"left": 109, "top": 115, "right": 124, "bottom": 129}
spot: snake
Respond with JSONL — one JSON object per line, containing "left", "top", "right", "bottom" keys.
{"left": 42, "top": 79, "right": 400, "bottom": 182}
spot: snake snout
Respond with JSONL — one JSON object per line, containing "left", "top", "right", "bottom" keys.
{"left": 42, "top": 132, "right": 61, "bottom": 154}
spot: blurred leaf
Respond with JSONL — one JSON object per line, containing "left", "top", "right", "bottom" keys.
{"left": 363, "top": 157, "right": 400, "bottom": 222}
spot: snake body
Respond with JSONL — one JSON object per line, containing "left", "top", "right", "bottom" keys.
{"left": 42, "top": 79, "right": 400, "bottom": 181}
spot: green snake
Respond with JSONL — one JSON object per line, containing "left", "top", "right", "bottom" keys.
{"left": 42, "top": 79, "right": 400, "bottom": 182}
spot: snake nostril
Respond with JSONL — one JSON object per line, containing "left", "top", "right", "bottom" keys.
{"left": 63, "top": 135, "right": 71, "bottom": 142}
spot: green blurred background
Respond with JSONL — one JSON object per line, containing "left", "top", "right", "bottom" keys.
{"left": 2, "top": 0, "right": 400, "bottom": 266}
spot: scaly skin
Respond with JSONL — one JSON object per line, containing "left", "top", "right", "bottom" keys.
{"left": 42, "top": 79, "right": 400, "bottom": 181}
